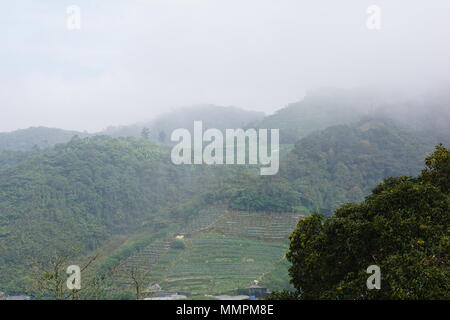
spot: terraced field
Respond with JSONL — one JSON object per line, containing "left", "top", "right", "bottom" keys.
{"left": 111, "top": 207, "right": 228, "bottom": 286}
{"left": 179, "top": 206, "right": 227, "bottom": 235}
{"left": 212, "top": 210, "right": 304, "bottom": 241}
{"left": 156, "top": 234, "right": 288, "bottom": 295}
{"left": 113, "top": 239, "right": 171, "bottom": 286}
{"left": 111, "top": 207, "right": 303, "bottom": 295}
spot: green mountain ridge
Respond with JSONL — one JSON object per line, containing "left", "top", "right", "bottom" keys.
{"left": 0, "top": 105, "right": 264, "bottom": 152}
{"left": 0, "top": 127, "right": 90, "bottom": 151}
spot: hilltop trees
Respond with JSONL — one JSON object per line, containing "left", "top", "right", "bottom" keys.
{"left": 281, "top": 145, "right": 450, "bottom": 299}
{"left": 421, "top": 143, "right": 450, "bottom": 193}
{"left": 141, "top": 127, "right": 150, "bottom": 140}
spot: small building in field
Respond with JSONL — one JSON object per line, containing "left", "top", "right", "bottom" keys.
{"left": 144, "top": 283, "right": 161, "bottom": 293}
{"left": 142, "top": 283, "right": 162, "bottom": 298}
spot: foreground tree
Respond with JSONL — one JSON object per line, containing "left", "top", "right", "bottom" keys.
{"left": 28, "top": 248, "right": 122, "bottom": 300}
{"left": 277, "top": 144, "right": 449, "bottom": 299}
{"left": 127, "top": 266, "right": 152, "bottom": 300}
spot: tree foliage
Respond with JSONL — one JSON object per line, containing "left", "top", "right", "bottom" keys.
{"left": 283, "top": 145, "right": 450, "bottom": 299}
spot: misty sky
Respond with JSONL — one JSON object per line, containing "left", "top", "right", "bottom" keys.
{"left": 1, "top": 0, "right": 450, "bottom": 132}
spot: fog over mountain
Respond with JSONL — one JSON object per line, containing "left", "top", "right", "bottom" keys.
{"left": 1, "top": 0, "right": 450, "bottom": 132}
{"left": 1, "top": 1, "right": 449, "bottom": 301}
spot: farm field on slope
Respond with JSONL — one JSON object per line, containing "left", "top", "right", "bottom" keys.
{"left": 111, "top": 208, "right": 302, "bottom": 296}
{"left": 153, "top": 233, "right": 289, "bottom": 295}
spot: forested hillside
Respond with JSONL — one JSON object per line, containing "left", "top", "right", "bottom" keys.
{"left": 229, "top": 119, "right": 448, "bottom": 214}
{"left": 281, "top": 119, "right": 445, "bottom": 212}
{"left": 0, "top": 136, "right": 220, "bottom": 291}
